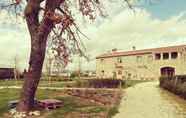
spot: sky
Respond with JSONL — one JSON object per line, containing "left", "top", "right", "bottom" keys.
{"left": 1, "top": 0, "right": 186, "bottom": 71}
{"left": 140, "top": 0, "right": 186, "bottom": 19}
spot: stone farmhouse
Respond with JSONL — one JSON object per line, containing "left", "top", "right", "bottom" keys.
{"left": 96, "top": 45, "right": 186, "bottom": 80}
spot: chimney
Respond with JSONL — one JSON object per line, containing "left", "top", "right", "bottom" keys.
{"left": 112, "top": 48, "right": 117, "bottom": 52}
{"left": 132, "top": 46, "right": 136, "bottom": 51}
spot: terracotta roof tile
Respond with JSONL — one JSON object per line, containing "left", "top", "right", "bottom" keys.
{"left": 96, "top": 44, "right": 186, "bottom": 59}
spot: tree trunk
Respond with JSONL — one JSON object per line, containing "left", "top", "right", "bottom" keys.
{"left": 16, "top": 0, "right": 60, "bottom": 112}
{"left": 17, "top": 18, "right": 53, "bottom": 112}
{"left": 16, "top": 33, "right": 48, "bottom": 112}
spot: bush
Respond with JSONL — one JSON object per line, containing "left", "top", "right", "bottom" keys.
{"left": 73, "top": 79, "right": 125, "bottom": 88}
{"left": 86, "top": 79, "right": 124, "bottom": 88}
{"left": 159, "top": 75, "right": 186, "bottom": 99}
{"left": 70, "top": 72, "right": 79, "bottom": 78}
{"left": 75, "top": 79, "right": 89, "bottom": 87}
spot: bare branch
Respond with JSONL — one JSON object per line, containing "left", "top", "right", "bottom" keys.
{"left": 0, "top": 0, "right": 136, "bottom": 67}
{"left": 0, "top": 0, "right": 23, "bottom": 17}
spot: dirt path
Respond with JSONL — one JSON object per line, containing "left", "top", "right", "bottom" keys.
{"left": 114, "top": 82, "right": 186, "bottom": 118}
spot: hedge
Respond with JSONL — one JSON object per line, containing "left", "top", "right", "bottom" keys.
{"left": 159, "top": 75, "right": 186, "bottom": 99}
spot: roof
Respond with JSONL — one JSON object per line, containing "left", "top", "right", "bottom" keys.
{"left": 96, "top": 44, "right": 186, "bottom": 59}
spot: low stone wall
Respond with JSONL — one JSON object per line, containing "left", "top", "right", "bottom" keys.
{"left": 159, "top": 75, "right": 186, "bottom": 99}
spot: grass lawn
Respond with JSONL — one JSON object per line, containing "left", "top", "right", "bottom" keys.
{"left": 0, "top": 78, "right": 152, "bottom": 88}
{"left": 0, "top": 80, "right": 23, "bottom": 86}
{"left": 0, "top": 79, "right": 151, "bottom": 117}
{"left": 0, "top": 88, "right": 122, "bottom": 118}
{"left": 0, "top": 80, "right": 76, "bottom": 88}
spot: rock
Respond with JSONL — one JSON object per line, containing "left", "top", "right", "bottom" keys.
{"left": 12, "top": 112, "right": 26, "bottom": 118}
{"left": 9, "top": 108, "right": 17, "bottom": 114}
{"left": 29, "top": 111, "right": 40, "bottom": 116}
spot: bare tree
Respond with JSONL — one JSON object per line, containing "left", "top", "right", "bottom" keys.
{"left": 13, "top": 54, "right": 21, "bottom": 80}
{"left": 45, "top": 52, "right": 53, "bottom": 85}
{"left": 14, "top": 55, "right": 18, "bottom": 80}
{"left": 0, "top": 0, "right": 134, "bottom": 113}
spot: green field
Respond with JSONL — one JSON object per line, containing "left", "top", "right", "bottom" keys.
{"left": 0, "top": 79, "right": 152, "bottom": 88}
{"left": 0, "top": 79, "right": 150, "bottom": 117}
{"left": 0, "top": 88, "right": 122, "bottom": 118}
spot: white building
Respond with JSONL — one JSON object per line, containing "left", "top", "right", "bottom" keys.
{"left": 96, "top": 45, "right": 186, "bottom": 80}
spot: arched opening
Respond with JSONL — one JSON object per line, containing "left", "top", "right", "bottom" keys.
{"left": 160, "top": 67, "right": 175, "bottom": 77}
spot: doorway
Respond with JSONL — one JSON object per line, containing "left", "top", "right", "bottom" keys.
{"left": 160, "top": 67, "right": 175, "bottom": 77}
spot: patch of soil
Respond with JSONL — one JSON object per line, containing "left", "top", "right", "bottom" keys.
{"left": 64, "top": 111, "right": 107, "bottom": 118}
{"left": 65, "top": 89, "right": 123, "bottom": 106}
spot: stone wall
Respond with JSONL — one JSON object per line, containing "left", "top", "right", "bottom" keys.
{"left": 96, "top": 50, "right": 186, "bottom": 80}
{"left": 159, "top": 75, "right": 186, "bottom": 99}
{"left": 96, "top": 54, "right": 158, "bottom": 80}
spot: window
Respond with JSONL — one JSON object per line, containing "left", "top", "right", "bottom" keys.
{"left": 136, "top": 56, "right": 142, "bottom": 62}
{"left": 100, "top": 59, "right": 104, "bottom": 62}
{"left": 184, "top": 54, "right": 186, "bottom": 61}
{"left": 118, "top": 70, "right": 122, "bottom": 75}
{"left": 117, "top": 57, "right": 122, "bottom": 63}
{"left": 171, "top": 52, "right": 178, "bottom": 59}
{"left": 155, "top": 53, "right": 161, "bottom": 60}
{"left": 101, "top": 70, "right": 105, "bottom": 78}
{"left": 148, "top": 55, "right": 153, "bottom": 62}
{"left": 163, "top": 53, "right": 169, "bottom": 60}
{"left": 113, "top": 72, "right": 116, "bottom": 78}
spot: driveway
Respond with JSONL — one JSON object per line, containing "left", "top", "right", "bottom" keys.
{"left": 114, "top": 82, "right": 186, "bottom": 118}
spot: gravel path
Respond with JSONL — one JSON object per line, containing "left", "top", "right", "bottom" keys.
{"left": 114, "top": 82, "right": 186, "bottom": 118}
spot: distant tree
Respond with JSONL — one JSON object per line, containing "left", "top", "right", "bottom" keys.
{"left": 0, "top": 0, "right": 133, "bottom": 113}
{"left": 45, "top": 53, "right": 53, "bottom": 79}
{"left": 13, "top": 55, "right": 20, "bottom": 80}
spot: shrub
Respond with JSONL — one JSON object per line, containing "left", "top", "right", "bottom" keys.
{"left": 87, "top": 79, "right": 125, "bottom": 88}
{"left": 159, "top": 75, "right": 186, "bottom": 99}
{"left": 70, "top": 72, "right": 79, "bottom": 78}
{"left": 73, "top": 79, "right": 125, "bottom": 88}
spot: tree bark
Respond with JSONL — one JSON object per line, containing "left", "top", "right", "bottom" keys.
{"left": 16, "top": 0, "right": 63, "bottom": 112}
{"left": 16, "top": 34, "right": 47, "bottom": 111}
{"left": 17, "top": 11, "right": 53, "bottom": 113}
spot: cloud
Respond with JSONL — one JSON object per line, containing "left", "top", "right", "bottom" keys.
{"left": 0, "top": 10, "right": 29, "bottom": 70}
{"left": 84, "top": 9, "right": 186, "bottom": 54}
{"left": 1, "top": 5, "right": 186, "bottom": 71}
{"left": 73, "top": 8, "right": 186, "bottom": 70}
{"left": 0, "top": 29, "right": 30, "bottom": 70}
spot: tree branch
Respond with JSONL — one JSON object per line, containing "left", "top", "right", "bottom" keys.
{"left": 24, "top": 0, "right": 41, "bottom": 36}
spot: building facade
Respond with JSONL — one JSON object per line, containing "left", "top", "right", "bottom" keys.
{"left": 96, "top": 45, "right": 186, "bottom": 80}
{"left": 0, "top": 68, "right": 14, "bottom": 79}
